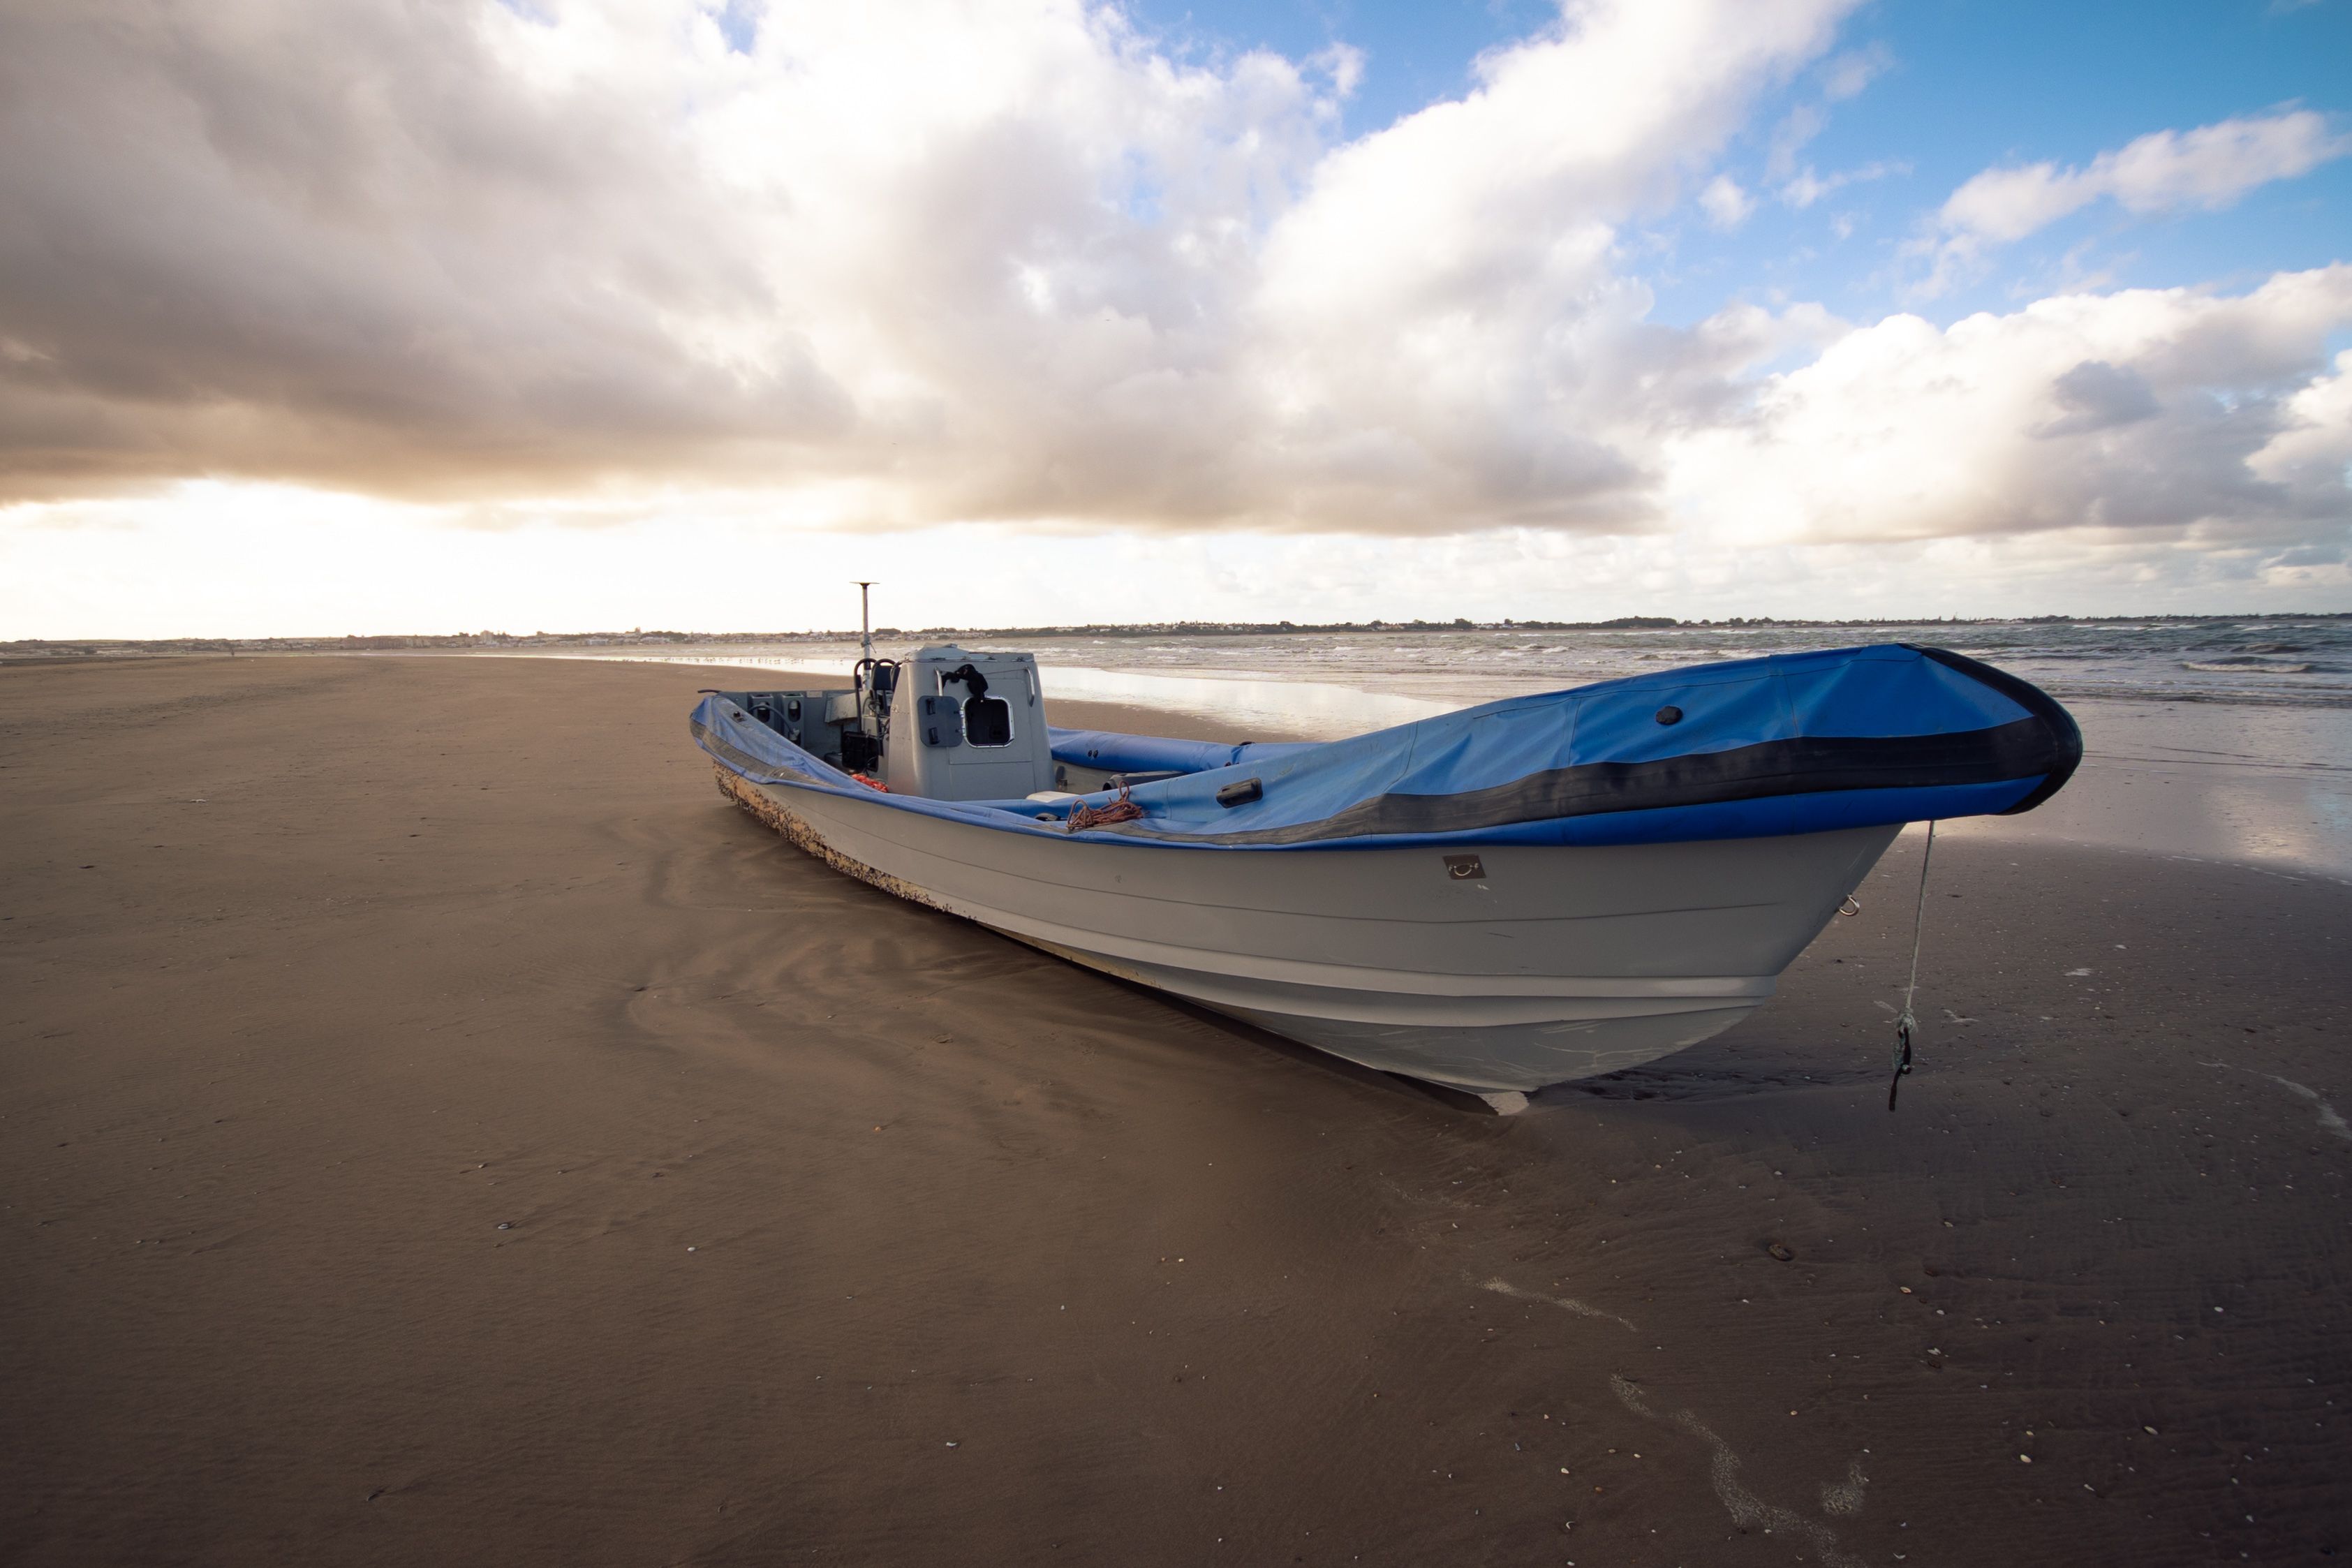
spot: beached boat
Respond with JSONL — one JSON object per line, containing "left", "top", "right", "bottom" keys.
{"left": 690, "top": 641, "right": 2079, "bottom": 1105}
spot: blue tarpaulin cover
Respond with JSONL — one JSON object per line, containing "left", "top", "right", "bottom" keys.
{"left": 690, "top": 643, "right": 2080, "bottom": 850}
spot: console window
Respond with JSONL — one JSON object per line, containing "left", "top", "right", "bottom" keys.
{"left": 963, "top": 695, "right": 1014, "bottom": 747}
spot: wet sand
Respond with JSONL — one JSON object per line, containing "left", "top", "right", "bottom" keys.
{"left": 1935, "top": 697, "right": 2352, "bottom": 882}
{"left": 3, "top": 653, "right": 2347, "bottom": 1566}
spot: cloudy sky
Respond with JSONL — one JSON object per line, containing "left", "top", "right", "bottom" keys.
{"left": 2, "top": 0, "right": 2348, "bottom": 636}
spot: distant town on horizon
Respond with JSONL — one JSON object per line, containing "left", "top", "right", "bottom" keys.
{"left": 8, "top": 609, "right": 2350, "bottom": 660}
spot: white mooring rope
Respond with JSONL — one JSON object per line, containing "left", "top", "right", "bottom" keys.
{"left": 1888, "top": 820, "right": 1937, "bottom": 1111}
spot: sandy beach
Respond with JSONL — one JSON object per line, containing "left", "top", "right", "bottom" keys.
{"left": 3, "top": 653, "right": 2347, "bottom": 1566}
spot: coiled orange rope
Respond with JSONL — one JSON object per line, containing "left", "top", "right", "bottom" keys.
{"left": 1065, "top": 778, "right": 1145, "bottom": 834}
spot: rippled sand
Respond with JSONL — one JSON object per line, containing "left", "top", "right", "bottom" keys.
{"left": 3, "top": 654, "right": 2346, "bottom": 1566}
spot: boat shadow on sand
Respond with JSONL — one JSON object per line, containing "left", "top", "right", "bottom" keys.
{"left": 1132, "top": 975, "right": 1882, "bottom": 1114}
{"left": 1535, "top": 1035, "right": 1886, "bottom": 1106}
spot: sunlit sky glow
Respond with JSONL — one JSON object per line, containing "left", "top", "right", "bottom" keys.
{"left": 2, "top": 0, "right": 2348, "bottom": 636}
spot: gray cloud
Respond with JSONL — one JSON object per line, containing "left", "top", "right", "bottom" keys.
{"left": 2034, "top": 360, "right": 2161, "bottom": 438}
{"left": 0, "top": 0, "right": 856, "bottom": 497}
{"left": 0, "top": 0, "right": 1861, "bottom": 521}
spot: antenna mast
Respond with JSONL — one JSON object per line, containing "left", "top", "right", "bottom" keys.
{"left": 855, "top": 581, "right": 875, "bottom": 665}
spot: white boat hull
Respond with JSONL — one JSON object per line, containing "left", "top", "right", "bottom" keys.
{"left": 720, "top": 769, "right": 1898, "bottom": 1093}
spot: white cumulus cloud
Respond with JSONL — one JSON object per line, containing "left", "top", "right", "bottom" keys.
{"left": 1923, "top": 109, "right": 2351, "bottom": 288}
{"left": 1666, "top": 266, "right": 2352, "bottom": 546}
{"left": 1700, "top": 174, "right": 1757, "bottom": 228}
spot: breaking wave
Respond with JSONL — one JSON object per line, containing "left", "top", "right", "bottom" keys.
{"left": 2182, "top": 660, "right": 2318, "bottom": 674}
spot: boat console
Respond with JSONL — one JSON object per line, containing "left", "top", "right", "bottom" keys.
{"left": 711, "top": 644, "right": 1056, "bottom": 802}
